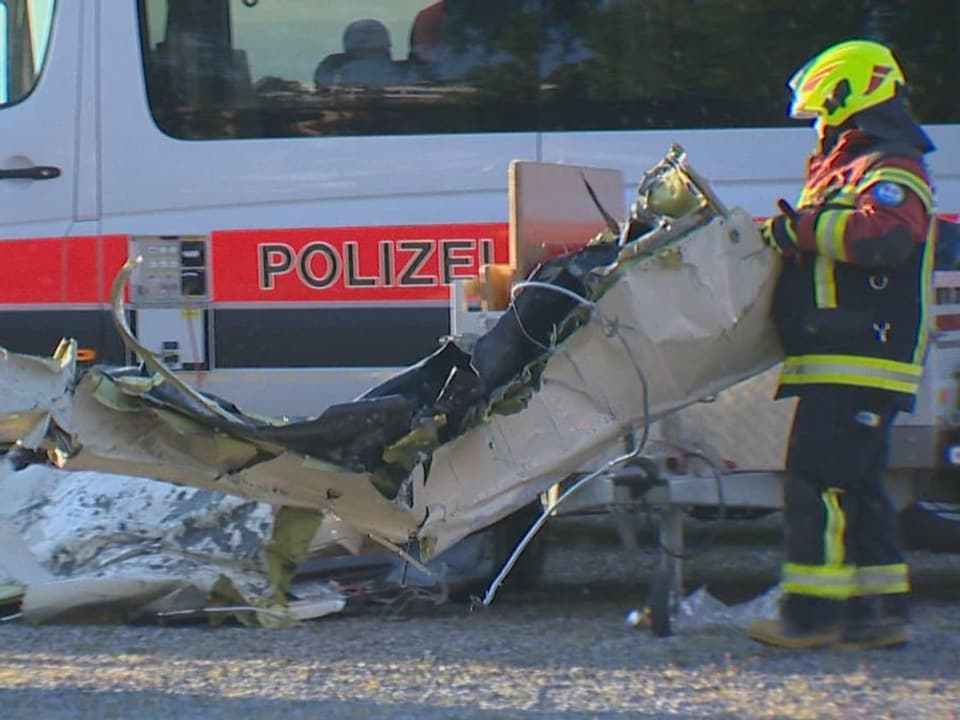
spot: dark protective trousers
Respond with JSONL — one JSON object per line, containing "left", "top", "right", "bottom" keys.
{"left": 779, "top": 387, "right": 910, "bottom": 629}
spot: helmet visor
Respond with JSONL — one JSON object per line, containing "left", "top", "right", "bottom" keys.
{"left": 787, "top": 62, "right": 810, "bottom": 95}
{"left": 789, "top": 102, "right": 817, "bottom": 120}
{"left": 787, "top": 60, "right": 817, "bottom": 120}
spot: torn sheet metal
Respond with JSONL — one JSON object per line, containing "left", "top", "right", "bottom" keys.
{"left": 411, "top": 209, "right": 781, "bottom": 553}
{"left": 0, "top": 147, "right": 782, "bottom": 562}
{"left": 0, "top": 463, "right": 344, "bottom": 624}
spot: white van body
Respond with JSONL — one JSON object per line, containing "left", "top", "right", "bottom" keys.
{"left": 1, "top": 0, "right": 959, "bottom": 418}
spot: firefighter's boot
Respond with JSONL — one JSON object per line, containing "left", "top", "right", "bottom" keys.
{"left": 746, "top": 616, "right": 844, "bottom": 649}
{"left": 836, "top": 596, "right": 911, "bottom": 650}
{"left": 746, "top": 594, "right": 843, "bottom": 649}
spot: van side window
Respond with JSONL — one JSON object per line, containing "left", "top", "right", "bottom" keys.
{"left": 137, "top": 0, "right": 960, "bottom": 140}
{"left": 139, "top": 0, "right": 538, "bottom": 139}
{"left": 0, "top": 0, "right": 56, "bottom": 107}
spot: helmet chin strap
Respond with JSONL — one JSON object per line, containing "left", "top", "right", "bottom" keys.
{"left": 815, "top": 121, "right": 851, "bottom": 155}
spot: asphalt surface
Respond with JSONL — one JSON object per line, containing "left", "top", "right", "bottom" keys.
{"left": 0, "top": 516, "right": 958, "bottom": 720}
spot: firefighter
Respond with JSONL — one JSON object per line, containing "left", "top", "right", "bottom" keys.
{"left": 746, "top": 39, "right": 937, "bottom": 649}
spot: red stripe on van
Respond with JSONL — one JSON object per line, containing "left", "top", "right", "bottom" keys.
{"left": 2, "top": 215, "right": 955, "bottom": 308}
{"left": 212, "top": 223, "right": 511, "bottom": 303}
{"left": 0, "top": 235, "right": 130, "bottom": 305}
{"left": 64, "top": 236, "right": 98, "bottom": 303}
{"left": 101, "top": 234, "right": 130, "bottom": 302}
{"left": 0, "top": 237, "right": 61, "bottom": 303}
{"left": 935, "top": 313, "right": 960, "bottom": 331}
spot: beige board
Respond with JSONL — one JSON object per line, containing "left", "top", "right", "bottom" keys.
{"left": 509, "top": 160, "right": 625, "bottom": 278}
{"left": 469, "top": 162, "right": 625, "bottom": 311}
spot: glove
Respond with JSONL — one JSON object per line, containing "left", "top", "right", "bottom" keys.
{"left": 760, "top": 199, "right": 799, "bottom": 254}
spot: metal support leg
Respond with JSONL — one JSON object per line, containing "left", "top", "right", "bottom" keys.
{"left": 611, "top": 484, "right": 641, "bottom": 571}
{"left": 659, "top": 505, "right": 685, "bottom": 599}
{"left": 646, "top": 503, "right": 685, "bottom": 637}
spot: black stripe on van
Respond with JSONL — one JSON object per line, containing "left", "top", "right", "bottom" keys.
{"left": 0, "top": 306, "right": 450, "bottom": 369}
{"left": 0, "top": 310, "right": 127, "bottom": 365}
{"left": 212, "top": 306, "right": 449, "bottom": 368}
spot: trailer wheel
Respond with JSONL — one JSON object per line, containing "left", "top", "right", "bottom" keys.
{"left": 900, "top": 501, "right": 960, "bottom": 553}
{"left": 647, "top": 569, "right": 673, "bottom": 638}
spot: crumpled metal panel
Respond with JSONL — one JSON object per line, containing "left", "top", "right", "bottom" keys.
{"left": 412, "top": 210, "right": 782, "bottom": 554}
{"left": 0, "top": 341, "right": 75, "bottom": 448}
{"left": 0, "top": 209, "right": 781, "bottom": 562}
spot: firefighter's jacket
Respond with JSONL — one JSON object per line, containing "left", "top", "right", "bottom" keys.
{"left": 772, "top": 130, "right": 936, "bottom": 411}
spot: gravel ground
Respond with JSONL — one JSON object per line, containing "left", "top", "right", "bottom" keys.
{"left": 1, "top": 516, "right": 959, "bottom": 720}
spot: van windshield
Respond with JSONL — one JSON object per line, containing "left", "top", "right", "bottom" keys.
{"left": 0, "top": 0, "right": 55, "bottom": 106}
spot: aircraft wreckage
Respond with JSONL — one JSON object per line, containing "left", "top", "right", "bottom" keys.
{"left": 0, "top": 146, "right": 782, "bottom": 623}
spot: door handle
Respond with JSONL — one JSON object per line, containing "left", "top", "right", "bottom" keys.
{"left": 0, "top": 165, "right": 61, "bottom": 180}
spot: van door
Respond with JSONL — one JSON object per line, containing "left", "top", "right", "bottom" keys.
{"left": 0, "top": 0, "right": 76, "bottom": 237}
{"left": 0, "top": 1, "right": 113, "bottom": 361}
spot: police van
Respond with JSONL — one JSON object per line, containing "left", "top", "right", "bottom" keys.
{"left": 3, "top": 1, "right": 960, "bottom": 566}
{"left": 0, "top": 0, "right": 958, "bottom": 413}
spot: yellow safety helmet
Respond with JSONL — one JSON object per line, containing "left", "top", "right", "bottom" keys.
{"left": 788, "top": 40, "right": 906, "bottom": 135}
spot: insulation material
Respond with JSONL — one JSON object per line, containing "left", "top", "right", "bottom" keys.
{"left": 0, "top": 463, "right": 344, "bottom": 624}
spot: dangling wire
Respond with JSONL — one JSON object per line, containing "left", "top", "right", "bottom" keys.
{"left": 475, "top": 284, "right": 654, "bottom": 607}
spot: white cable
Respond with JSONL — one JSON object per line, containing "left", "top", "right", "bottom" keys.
{"left": 478, "top": 331, "right": 653, "bottom": 607}
{"left": 510, "top": 280, "right": 596, "bottom": 308}
{"left": 153, "top": 605, "right": 294, "bottom": 621}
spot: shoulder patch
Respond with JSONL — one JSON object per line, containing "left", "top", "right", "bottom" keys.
{"left": 872, "top": 181, "right": 906, "bottom": 207}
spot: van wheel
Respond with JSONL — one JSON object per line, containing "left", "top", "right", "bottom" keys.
{"left": 900, "top": 501, "right": 960, "bottom": 553}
